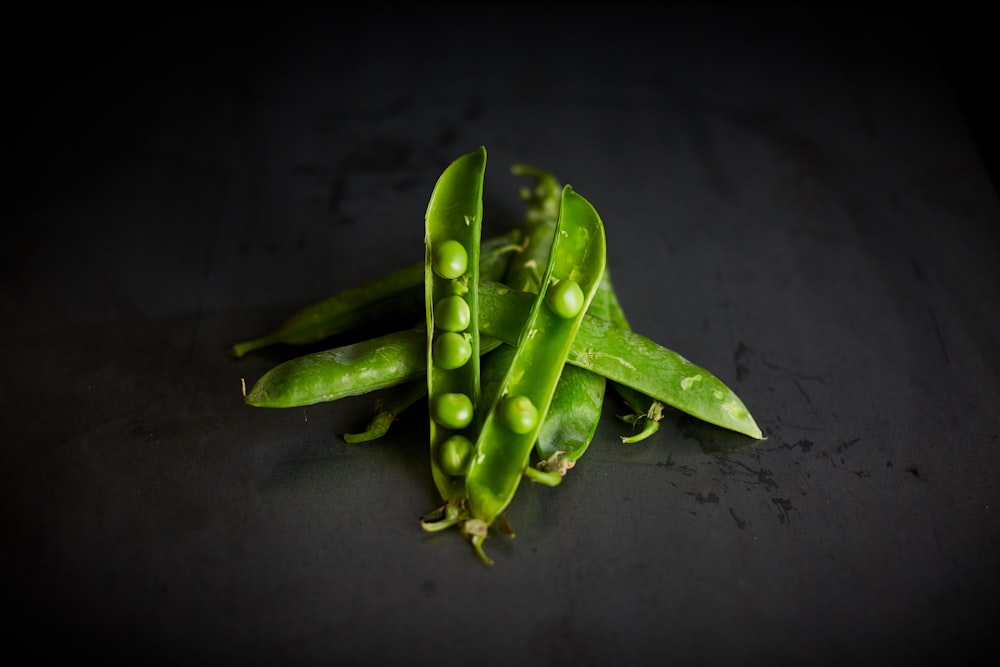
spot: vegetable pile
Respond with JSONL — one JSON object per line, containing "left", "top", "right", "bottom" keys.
{"left": 232, "top": 147, "right": 763, "bottom": 565}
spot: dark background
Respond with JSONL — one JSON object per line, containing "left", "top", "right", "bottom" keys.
{"left": 4, "top": 5, "right": 998, "bottom": 665}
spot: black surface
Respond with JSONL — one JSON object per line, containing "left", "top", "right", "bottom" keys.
{"left": 5, "top": 6, "right": 999, "bottom": 665}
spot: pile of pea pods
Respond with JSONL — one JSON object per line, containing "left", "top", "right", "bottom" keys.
{"left": 232, "top": 147, "right": 763, "bottom": 565}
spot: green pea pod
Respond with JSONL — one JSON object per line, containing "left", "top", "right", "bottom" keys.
{"left": 500, "top": 164, "right": 608, "bottom": 475}
{"left": 477, "top": 280, "right": 763, "bottom": 441}
{"left": 508, "top": 165, "right": 659, "bottom": 446}
{"left": 244, "top": 331, "right": 500, "bottom": 407}
{"left": 243, "top": 283, "right": 763, "bottom": 443}
{"left": 229, "top": 265, "right": 423, "bottom": 358}
{"left": 229, "top": 230, "right": 519, "bottom": 358}
{"left": 422, "top": 147, "right": 487, "bottom": 525}
{"left": 244, "top": 328, "right": 428, "bottom": 406}
{"left": 462, "top": 185, "right": 607, "bottom": 564}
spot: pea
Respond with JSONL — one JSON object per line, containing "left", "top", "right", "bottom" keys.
{"left": 546, "top": 279, "right": 585, "bottom": 319}
{"left": 498, "top": 395, "right": 539, "bottom": 434}
{"left": 433, "top": 332, "right": 472, "bottom": 370}
{"left": 438, "top": 434, "right": 473, "bottom": 476}
{"left": 432, "top": 239, "right": 469, "bottom": 279}
{"left": 430, "top": 392, "right": 474, "bottom": 430}
{"left": 433, "top": 295, "right": 471, "bottom": 332}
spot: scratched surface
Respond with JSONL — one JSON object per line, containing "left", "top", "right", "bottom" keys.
{"left": 4, "top": 6, "right": 998, "bottom": 665}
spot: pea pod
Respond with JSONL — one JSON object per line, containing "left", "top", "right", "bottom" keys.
{"left": 477, "top": 280, "right": 762, "bottom": 440}
{"left": 244, "top": 283, "right": 761, "bottom": 437}
{"left": 244, "top": 330, "right": 498, "bottom": 407}
{"left": 243, "top": 281, "right": 763, "bottom": 442}
{"left": 461, "top": 185, "right": 607, "bottom": 564}
{"left": 422, "top": 147, "right": 487, "bottom": 523}
{"left": 229, "top": 230, "right": 520, "bottom": 358}
{"left": 504, "top": 164, "right": 609, "bottom": 474}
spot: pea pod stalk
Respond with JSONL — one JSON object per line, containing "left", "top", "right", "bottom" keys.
{"left": 599, "top": 271, "right": 665, "bottom": 443}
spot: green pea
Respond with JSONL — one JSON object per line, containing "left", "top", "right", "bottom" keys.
{"left": 430, "top": 392, "right": 474, "bottom": 430}
{"left": 432, "top": 239, "right": 469, "bottom": 279}
{"left": 546, "top": 279, "right": 585, "bottom": 319}
{"left": 433, "top": 332, "right": 472, "bottom": 370}
{"left": 438, "top": 434, "right": 473, "bottom": 476}
{"left": 434, "top": 295, "right": 471, "bottom": 332}
{"left": 498, "top": 395, "right": 539, "bottom": 434}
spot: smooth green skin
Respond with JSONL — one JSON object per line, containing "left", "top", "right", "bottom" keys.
{"left": 424, "top": 146, "right": 487, "bottom": 510}
{"left": 245, "top": 328, "right": 428, "bottom": 406}
{"left": 229, "top": 230, "right": 519, "bottom": 358}
{"left": 464, "top": 185, "right": 607, "bottom": 553}
{"left": 500, "top": 164, "right": 608, "bottom": 471}
{"left": 229, "top": 266, "right": 424, "bottom": 358}
{"left": 243, "top": 283, "right": 762, "bottom": 441}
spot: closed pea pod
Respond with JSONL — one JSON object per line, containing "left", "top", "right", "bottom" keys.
{"left": 422, "top": 147, "right": 487, "bottom": 528}
{"left": 476, "top": 280, "right": 763, "bottom": 440}
{"left": 229, "top": 230, "right": 520, "bottom": 359}
{"left": 462, "top": 185, "right": 607, "bottom": 564}
{"left": 243, "top": 283, "right": 763, "bottom": 444}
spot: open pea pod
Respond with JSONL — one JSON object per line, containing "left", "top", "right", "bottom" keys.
{"left": 461, "top": 185, "right": 606, "bottom": 564}
{"left": 421, "top": 147, "right": 487, "bottom": 525}
{"left": 502, "top": 164, "right": 609, "bottom": 475}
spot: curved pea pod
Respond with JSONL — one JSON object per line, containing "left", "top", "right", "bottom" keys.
{"left": 243, "top": 331, "right": 501, "bottom": 407}
{"left": 229, "top": 264, "right": 424, "bottom": 358}
{"left": 462, "top": 185, "right": 607, "bottom": 564}
{"left": 243, "top": 292, "right": 762, "bottom": 443}
{"left": 477, "top": 280, "right": 763, "bottom": 441}
{"left": 244, "top": 284, "right": 763, "bottom": 443}
{"left": 229, "top": 230, "right": 519, "bottom": 359}
{"left": 244, "top": 328, "right": 428, "bottom": 407}
{"left": 503, "top": 164, "right": 608, "bottom": 475}
{"left": 422, "top": 147, "right": 487, "bottom": 527}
